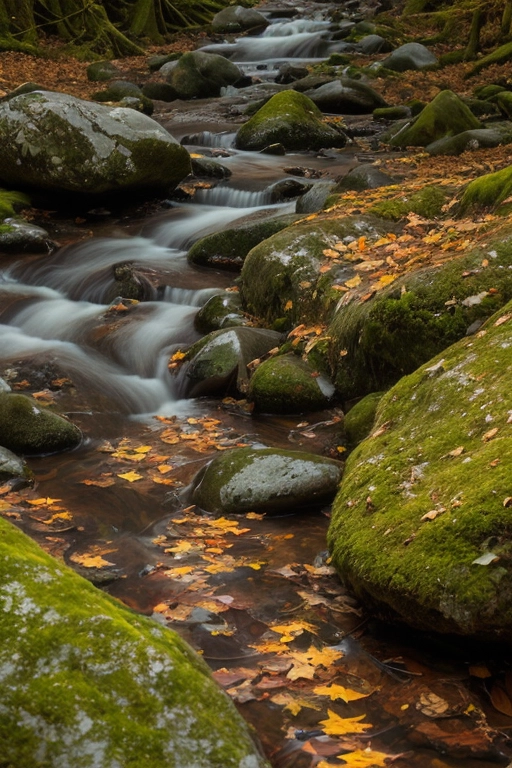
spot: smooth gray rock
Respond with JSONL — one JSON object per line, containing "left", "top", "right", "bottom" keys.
{"left": 166, "top": 51, "right": 243, "bottom": 99}
{"left": 0, "top": 91, "right": 191, "bottom": 197}
{"left": 0, "top": 218, "right": 55, "bottom": 253}
{"left": 382, "top": 42, "right": 437, "bottom": 72}
{"left": 191, "top": 446, "right": 343, "bottom": 514}
{"left": 0, "top": 445, "right": 30, "bottom": 483}
{"left": 336, "top": 163, "right": 395, "bottom": 191}
{"left": 211, "top": 4, "right": 268, "bottom": 32}
{"left": 356, "top": 34, "right": 393, "bottom": 55}
{"left": 296, "top": 181, "right": 337, "bottom": 213}
{"left": 427, "top": 125, "right": 512, "bottom": 155}
{"left": 305, "top": 78, "right": 387, "bottom": 114}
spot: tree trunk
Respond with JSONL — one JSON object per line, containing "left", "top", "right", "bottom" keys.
{"left": 464, "top": 5, "right": 484, "bottom": 60}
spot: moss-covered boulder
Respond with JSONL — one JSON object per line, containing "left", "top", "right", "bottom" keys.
{"left": 0, "top": 91, "right": 191, "bottom": 199}
{"left": 458, "top": 163, "right": 512, "bottom": 214}
{"left": 187, "top": 214, "right": 297, "bottom": 271}
{"left": 191, "top": 155, "right": 232, "bottom": 180}
{"left": 240, "top": 215, "right": 392, "bottom": 328}
{"left": 343, "top": 391, "right": 385, "bottom": 448}
{"left": 328, "top": 300, "right": 512, "bottom": 643}
{"left": 381, "top": 42, "right": 437, "bottom": 72}
{"left": 178, "top": 327, "right": 283, "bottom": 398}
{"left": 388, "top": 90, "right": 481, "bottom": 148}
{"left": 166, "top": 51, "right": 243, "bottom": 100}
{"left": 191, "top": 446, "right": 342, "bottom": 515}
{"left": 211, "top": 4, "right": 268, "bottom": 33}
{"left": 335, "top": 164, "right": 395, "bottom": 192}
{"left": 304, "top": 79, "right": 387, "bottom": 115}
{"left": 0, "top": 392, "right": 82, "bottom": 455}
{"left": 194, "top": 292, "right": 248, "bottom": 333}
{"left": 0, "top": 218, "right": 54, "bottom": 253}
{"left": 328, "top": 233, "right": 512, "bottom": 401}
{"left": 86, "top": 60, "right": 120, "bottom": 81}
{"left": 426, "top": 125, "right": 512, "bottom": 156}
{"left": 248, "top": 354, "right": 335, "bottom": 414}
{"left": 235, "top": 91, "right": 347, "bottom": 152}
{"left": 0, "top": 516, "right": 268, "bottom": 767}
{"left": 367, "top": 185, "right": 447, "bottom": 221}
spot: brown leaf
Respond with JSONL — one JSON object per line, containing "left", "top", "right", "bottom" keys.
{"left": 490, "top": 684, "right": 512, "bottom": 717}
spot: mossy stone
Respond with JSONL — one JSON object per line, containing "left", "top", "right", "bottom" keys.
{"left": 187, "top": 214, "right": 297, "bottom": 271}
{"left": 92, "top": 79, "right": 143, "bottom": 102}
{"left": 473, "top": 84, "right": 506, "bottom": 100}
{"left": 458, "top": 164, "right": 512, "bottom": 214}
{"left": 86, "top": 61, "right": 120, "bottom": 82}
{"left": 368, "top": 185, "right": 447, "bottom": 221}
{"left": 166, "top": 51, "right": 243, "bottom": 100}
{"left": 194, "top": 292, "right": 248, "bottom": 333}
{"left": 147, "top": 52, "right": 182, "bottom": 72}
{"left": 327, "top": 299, "right": 512, "bottom": 643}
{"left": 328, "top": 234, "right": 512, "bottom": 401}
{"left": 191, "top": 155, "right": 232, "bottom": 180}
{"left": 468, "top": 40, "right": 512, "bottom": 76}
{"left": 0, "top": 392, "right": 82, "bottom": 455}
{"left": 0, "top": 516, "right": 269, "bottom": 767}
{"left": 373, "top": 106, "right": 411, "bottom": 121}
{"left": 427, "top": 125, "right": 512, "bottom": 156}
{"left": 490, "top": 91, "right": 512, "bottom": 120}
{"left": 235, "top": 90, "right": 347, "bottom": 152}
{"left": 336, "top": 164, "right": 395, "bottom": 193}
{"left": 343, "top": 391, "right": 385, "bottom": 447}
{"left": 304, "top": 79, "right": 387, "bottom": 115}
{"left": 248, "top": 354, "right": 335, "bottom": 414}
{"left": 142, "top": 82, "right": 179, "bottom": 102}
{"left": 388, "top": 90, "right": 481, "bottom": 148}
{"left": 211, "top": 5, "right": 268, "bottom": 33}
{"left": 191, "top": 446, "right": 343, "bottom": 515}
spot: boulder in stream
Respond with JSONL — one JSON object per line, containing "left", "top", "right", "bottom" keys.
{"left": 211, "top": 4, "right": 269, "bottom": 33}
{"left": 191, "top": 446, "right": 343, "bottom": 515}
{"left": 381, "top": 42, "right": 437, "bottom": 72}
{"left": 248, "top": 353, "right": 335, "bottom": 414}
{"left": 0, "top": 392, "right": 82, "bottom": 455}
{"left": 235, "top": 90, "right": 348, "bottom": 152}
{"left": 304, "top": 78, "right": 387, "bottom": 114}
{"left": 328, "top": 299, "right": 512, "bottom": 643}
{"left": 0, "top": 91, "right": 191, "bottom": 198}
{"left": 0, "top": 515, "right": 269, "bottom": 767}
{"left": 166, "top": 51, "right": 243, "bottom": 99}
{"left": 195, "top": 292, "right": 248, "bottom": 333}
{"left": 0, "top": 445, "right": 32, "bottom": 484}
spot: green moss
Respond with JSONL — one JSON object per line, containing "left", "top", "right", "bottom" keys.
{"left": 0, "top": 517, "right": 267, "bottom": 766}
{"left": 467, "top": 40, "right": 512, "bottom": 77}
{"left": 235, "top": 90, "right": 347, "bottom": 152}
{"left": 0, "top": 393, "right": 82, "bottom": 455}
{"left": 344, "top": 391, "right": 385, "bottom": 447}
{"left": 0, "top": 188, "right": 30, "bottom": 221}
{"left": 458, "top": 165, "right": 512, "bottom": 214}
{"left": 368, "top": 185, "right": 446, "bottom": 221}
{"left": 329, "top": 234, "right": 512, "bottom": 400}
{"left": 248, "top": 353, "right": 334, "bottom": 414}
{"left": 373, "top": 106, "right": 410, "bottom": 121}
{"left": 368, "top": 199, "right": 408, "bottom": 221}
{"left": 328, "top": 300, "right": 512, "bottom": 641}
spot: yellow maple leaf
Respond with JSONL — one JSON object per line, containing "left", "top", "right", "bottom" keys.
{"left": 290, "top": 645, "right": 343, "bottom": 667}
{"left": 271, "top": 620, "right": 317, "bottom": 642}
{"left": 319, "top": 710, "right": 372, "bottom": 736}
{"left": 318, "top": 748, "right": 389, "bottom": 767}
{"left": 287, "top": 662, "right": 317, "bottom": 681}
{"left": 117, "top": 470, "right": 143, "bottom": 482}
{"left": 313, "top": 683, "right": 372, "bottom": 702}
{"left": 70, "top": 553, "right": 115, "bottom": 569}
{"left": 27, "top": 497, "right": 61, "bottom": 506}
{"left": 345, "top": 275, "right": 362, "bottom": 289}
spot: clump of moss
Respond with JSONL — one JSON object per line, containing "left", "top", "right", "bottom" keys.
{"left": 344, "top": 391, "right": 385, "bottom": 447}
{"left": 0, "top": 188, "right": 30, "bottom": 221}
{"left": 369, "top": 185, "right": 447, "bottom": 221}
{"left": 458, "top": 165, "right": 512, "bottom": 214}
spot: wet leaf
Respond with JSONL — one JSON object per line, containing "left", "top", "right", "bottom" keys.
{"left": 345, "top": 275, "right": 362, "bottom": 289}
{"left": 416, "top": 691, "right": 450, "bottom": 717}
{"left": 271, "top": 620, "right": 317, "bottom": 642}
{"left": 117, "top": 470, "right": 143, "bottom": 482}
{"left": 27, "top": 497, "right": 62, "bottom": 506}
{"left": 313, "top": 683, "right": 372, "bottom": 702}
{"left": 319, "top": 710, "right": 372, "bottom": 736}
{"left": 320, "top": 748, "right": 390, "bottom": 767}
{"left": 271, "top": 692, "right": 321, "bottom": 715}
{"left": 490, "top": 684, "right": 512, "bottom": 717}
{"left": 80, "top": 475, "right": 116, "bottom": 488}
{"left": 70, "top": 552, "right": 115, "bottom": 568}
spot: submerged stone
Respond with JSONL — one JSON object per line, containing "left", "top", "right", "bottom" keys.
{"left": 235, "top": 90, "right": 347, "bottom": 152}
{"left": 328, "top": 299, "right": 512, "bottom": 643}
{"left": 0, "top": 91, "right": 191, "bottom": 198}
{"left": 0, "top": 392, "right": 82, "bottom": 455}
{"left": 248, "top": 354, "right": 335, "bottom": 414}
{"left": 191, "top": 447, "right": 343, "bottom": 515}
{"left": 0, "top": 516, "right": 269, "bottom": 767}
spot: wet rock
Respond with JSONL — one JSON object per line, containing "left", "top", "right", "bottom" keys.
{"left": 373, "top": 105, "right": 411, "bottom": 121}
{"left": 179, "top": 327, "right": 283, "bottom": 398}
{"left": 141, "top": 81, "right": 178, "bottom": 102}
{"left": 195, "top": 292, "right": 248, "bottom": 333}
{"left": 118, "top": 95, "right": 154, "bottom": 115}
{"left": 356, "top": 34, "right": 393, "bottom": 55}
{"left": 86, "top": 60, "right": 120, "bottom": 81}
{"left": 212, "top": 4, "right": 269, "bottom": 33}
{"left": 275, "top": 63, "right": 310, "bottom": 84}
{"left": 343, "top": 391, "right": 384, "bottom": 447}
{"left": 305, "top": 78, "right": 387, "bottom": 114}
{"left": 381, "top": 42, "right": 437, "bottom": 72}
{"left": 235, "top": 90, "right": 347, "bottom": 152}
{"left": 0, "top": 91, "right": 191, "bottom": 198}
{"left": 187, "top": 214, "right": 297, "bottom": 271}
{"left": 292, "top": 74, "right": 335, "bottom": 92}
{"left": 191, "top": 446, "right": 343, "bottom": 515}
{"left": 328, "top": 230, "right": 512, "bottom": 400}
{"left": 336, "top": 163, "right": 395, "bottom": 192}
{"left": 249, "top": 354, "right": 335, "bottom": 414}
{"left": 0, "top": 392, "right": 82, "bottom": 455}
{"left": 427, "top": 125, "right": 512, "bottom": 156}
{"left": 387, "top": 90, "right": 481, "bottom": 148}
{"left": 270, "top": 178, "right": 310, "bottom": 202}
{"left": 191, "top": 155, "right": 232, "bottom": 180}
{"left": 92, "top": 79, "right": 143, "bottom": 101}
{"left": 328, "top": 298, "right": 512, "bottom": 643}
{"left": 166, "top": 51, "right": 243, "bottom": 100}
{"left": 0, "top": 516, "right": 269, "bottom": 767}
{"left": 106, "top": 262, "right": 154, "bottom": 303}
{"left": 147, "top": 52, "right": 182, "bottom": 72}
{"left": 296, "top": 181, "right": 337, "bottom": 213}
{"left": 260, "top": 143, "right": 286, "bottom": 155}
{"left": 0, "top": 218, "right": 55, "bottom": 253}
{"left": 0, "top": 445, "right": 31, "bottom": 484}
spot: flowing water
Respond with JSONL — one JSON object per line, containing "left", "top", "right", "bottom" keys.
{"left": 1, "top": 7, "right": 510, "bottom": 766}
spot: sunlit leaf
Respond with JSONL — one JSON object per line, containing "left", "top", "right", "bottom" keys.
{"left": 27, "top": 497, "right": 61, "bottom": 506}
{"left": 70, "top": 552, "right": 115, "bottom": 568}
{"left": 319, "top": 710, "right": 372, "bottom": 735}
{"left": 117, "top": 470, "right": 143, "bottom": 482}
{"left": 313, "top": 683, "right": 372, "bottom": 702}
{"left": 329, "top": 748, "right": 390, "bottom": 767}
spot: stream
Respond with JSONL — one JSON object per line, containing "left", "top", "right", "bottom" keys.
{"left": 1, "top": 4, "right": 511, "bottom": 766}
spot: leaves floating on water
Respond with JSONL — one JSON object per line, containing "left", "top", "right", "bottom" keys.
{"left": 319, "top": 711, "right": 372, "bottom": 736}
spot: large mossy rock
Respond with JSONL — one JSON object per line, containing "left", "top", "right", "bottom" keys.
{"left": 381, "top": 42, "right": 437, "bottom": 72}
{"left": 187, "top": 214, "right": 297, "bottom": 271}
{"left": 388, "top": 90, "right": 481, "bottom": 148}
{"left": 335, "top": 163, "right": 395, "bottom": 192}
{"left": 343, "top": 391, "right": 384, "bottom": 448}
{"left": 166, "top": 51, "right": 243, "bottom": 100}
{"left": 211, "top": 4, "right": 268, "bottom": 33}
{"left": 248, "top": 354, "right": 335, "bottom": 414}
{"left": 458, "top": 164, "right": 512, "bottom": 214}
{"left": 304, "top": 79, "right": 387, "bottom": 115}
{"left": 328, "top": 300, "right": 512, "bottom": 643}
{"left": 0, "top": 91, "right": 190, "bottom": 198}
{"left": 0, "top": 516, "right": 268, "bottom": 767}
{"left": 0, "top": 392, "right": 82, "bottom": 455}
{"left": 179, "top": 327, "right": 283, "bottom": 398}
{"left": 328, "top": 233, "right": 512, "bottom": 401}
{"left": 426, "top": 125, "right": 512, "bottom": 156}
{"left": 191, "top": 447, "right": 343, "bottom": 515}
{"left": 235, "top": 91, "right": 347, "bottom": 152}
{"left": 240, "top": 215, "right": 391, "bottom": 328}
{"left": 195, "top": 292, "right": 248, "bottom": 333}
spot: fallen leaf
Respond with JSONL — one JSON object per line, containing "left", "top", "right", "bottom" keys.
{"left": 345, "top": 275, "right": 362, "bottom": 289}
{"left": 416, "top": 691, "right": 450, "bottom": 717}
{"left": 70, "top": 552, "right": 115, "bottom": 568}
{"left": 490, "top": 684, "right": 512, "bottom": 717}
{"left": 80, "top": 476, "right": 116, "bottom": 488}
{"left": 322, "top": 748, "right": 390, "bottom": 767}
{"left": 319, "top": 710, "right": 372, "bottom": 736}
{"left": 117, "top": 470, "right": 143, "bottom": 482}
{"left": 313, "top": 683, "right": 372, "bottom": 702}
{"left": 482, "top": 428, "right": 498, "bottom": 442}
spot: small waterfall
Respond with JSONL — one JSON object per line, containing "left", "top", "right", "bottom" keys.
{"left": 182, "top": 131, "right": 236, "bottom": 148}
{"left": 194, "top": 186, "right": 273, "bottom": 208}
